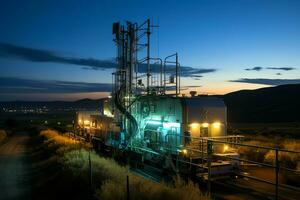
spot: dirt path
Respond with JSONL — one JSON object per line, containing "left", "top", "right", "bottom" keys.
{"left": 0, "top": 132, "right": 31, "bottom": 200}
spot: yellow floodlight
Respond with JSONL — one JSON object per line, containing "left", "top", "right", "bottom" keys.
{"left": 202, "top": 123, "right": 209, "bottom": 128}
{"left": 213, "top": 122, "right": 221, "bottom": 128}
{"left": 223, "top": 144, "right": 229, "bottom": 152}
{"left": 190, "top": 123, "right": 200, "bottom": 129}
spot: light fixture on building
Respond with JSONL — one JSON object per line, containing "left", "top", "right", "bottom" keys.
{"left": 202, "top": 123, "right": 209, "bottom": 128}
{"left": 190, "top": 123, "right": 200, "bottom": 129}
{"left": 213, "top": 122, "right": 221, "bottom": 128}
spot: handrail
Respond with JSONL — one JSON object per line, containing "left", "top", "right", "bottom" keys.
{"left": 114, "top": 85, "right": 138, "bottom": 149}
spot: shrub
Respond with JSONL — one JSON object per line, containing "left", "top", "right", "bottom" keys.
{"left": 40, "top": 129, "right": 210, "bottom": 200}
{"left": 40, "top": 129, "right": 88, "bottom": 155}
{"left": 0, "top": 130, "right": 7, "bottom": 143}
{"left": 238, "top": 140, "right": 272, "bottom": 162}
{"left": 97, "top": 176, "right": 209, "bottom": 200}
{"left": 264, "top": 139, "right": 300, "bottom": 170}
{"left": 61, "top": 149, "right": 209, "bottom": 200}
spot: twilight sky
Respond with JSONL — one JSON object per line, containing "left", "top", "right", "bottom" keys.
{"left": 0, "top": 0, "right": 300, "bottom": 101}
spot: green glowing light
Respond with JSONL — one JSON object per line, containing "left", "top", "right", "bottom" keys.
{"left": 163, "top": 122, "right": 180, "bottom": 128}
{"left": 146, "top": 120, "right": 162, "bottom": 125}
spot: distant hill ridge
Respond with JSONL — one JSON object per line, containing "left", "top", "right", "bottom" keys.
{"left": 223, "top": 84, "right": 300, "bottom": 123}
{"left": 0, "top": 98, "right": 103, "bottom": 110}
{"left": 1, "top": 84, "right": 299, "bottom": 122}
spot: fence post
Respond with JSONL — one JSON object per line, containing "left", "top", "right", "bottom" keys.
{"left": 201, "top": 139, "right": 204, "bottom": 167}
{"left": 207, "top": 140, "right": 212, "bottom": 195}
{"left": 89, "top": 150, "right": 92, "bottom": 188}
{"left": 126, "top": 175, "right": 130, "bottom": 200}
{"left": 275, "top": 149, "right": 279, "bottom": 200}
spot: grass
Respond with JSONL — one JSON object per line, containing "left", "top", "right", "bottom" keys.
{"left": 233, "top": 129, "right": 300, "bottom": 187}
{"left": 230, "top": 123, "right": 300, "bottom": 170}
{"left": 228, "top": 122, "right": 300, "bottom": 139}
{"left": 264, "top": 139, "right": 300, "bottom": 169}
{"left": 237, "top": 137, "right": 299, "bottom": 170}
{"left": 0, "top": 129, "right": 7, "bottom": 143}
{"left": 97, "top": 176, "right": 208, "bottom": 200}
{"left": 39, "top": 129, "right": 210, "bottom": 200}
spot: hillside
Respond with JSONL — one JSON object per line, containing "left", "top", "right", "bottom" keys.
{"left": 0, "top": 99, "right": 103, "bottom": 111}
{"left": 1, "top": 84, "right": 300, "bottom": 123}
{"left": 223, "top": 84, "right": 300, "bottom": 123}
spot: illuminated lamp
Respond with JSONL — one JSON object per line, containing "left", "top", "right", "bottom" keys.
{"left": 147, "top": 120, "right": 162, "bottom": 125}
{"left": 202, "top": 123, "right": 209, "bottom": 128}
{"left": 163, "top": 122, "right": 180, "bottom": 128}
{"left": 212, "top": 122, "right": 221, "bottom": 128}
{"left": 190, "top": 123, "right": 200, "bottom": 129}
{"left": 223, "top": 144, "right": 229, "bottom": 152}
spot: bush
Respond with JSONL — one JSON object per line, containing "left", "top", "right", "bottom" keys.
{"left": 40, "top": 129, "right": 210, "bottom": 200}
{"left": 60, "top": 149, "right": 209, "bottom": 200}
{"left": 40, "top": 129, "right": 88, "bottom": 155}
{"left": 97, "top": 176, "right": 208, "bottom": 200}
{"left": 0, "top": 130, "right": 7, "bottom": 143}
{"left": 238, "top": 140, "right": 272, "bottom": 163}
{"left": 264, "top": 139, "right": 300, "bottom": 170}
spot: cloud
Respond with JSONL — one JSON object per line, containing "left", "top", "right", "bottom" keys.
{"left": 0, "top": 43, "right": 116, "bottom": 69}
{"left": 266, "top": 67, "right": 296, "bottom": 71}
{"left": 0, "top": 77, "right": 112, "bottom": 93}
{"left": 181, "top": 85, "right": 201, "bottom": 90}
{"left": 190, "top": 75, "right": 203, "bottom": 78}
{"left": 244, "top": 66, "right": 297, "bottom": 72}
{"left": 0, "top": 42, "right": 216, "bottom": 78}
{"left": 276, "top": 73, "right": 282, "bottom": 75}
{"left": 229, "top": 78, "right": 300, "bottom": 86}
{"left": 245, "top": 66, "right": 263, "bottom": 71}
{"left": 0, "top": 77, "right": 198, "bottom": 94}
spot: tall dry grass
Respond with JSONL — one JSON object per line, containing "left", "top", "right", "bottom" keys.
{"left": 238, "top": 136, "right": 300, "bottom": 186}
{"left": 238, "top": 140, "right": 274, "bottom": 163}
{"left": 0, "top": 129, "right": 7, "bottom": 143}
{"left": 97, "top": 175, "right": 208, "bottom": 200}
{"left": 40, "top": 129, "right": 210, "bottom": 200}
{"left": 264, "top": 139, "right": 300, "bottom": 170}
{"left": 238, "top": 137, "right": 300, "bottom": 170}
{"left": 40, "top": 129, "right": 88, "bottom": 155}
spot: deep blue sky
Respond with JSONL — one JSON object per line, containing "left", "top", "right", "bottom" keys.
{"left": 0, "top": 0, "right": 299, "bottom": 101}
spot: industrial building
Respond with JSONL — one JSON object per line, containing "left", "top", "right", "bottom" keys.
{"left": 75, "top": 19, "right": 243, "bottom": 179}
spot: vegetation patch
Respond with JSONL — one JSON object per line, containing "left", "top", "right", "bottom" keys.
{"left": 37, "top": 129, "right": 209, "bottom": 200}
{"left": 236, "top": 135, "right": 300, "bottom": 187}
{"left": 0, "top": 129, "right": 7, "bottom": 143}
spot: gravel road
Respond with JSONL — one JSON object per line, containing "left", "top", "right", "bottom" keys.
{"left": 0, "top": 132, "right": 31, "bottom": 200}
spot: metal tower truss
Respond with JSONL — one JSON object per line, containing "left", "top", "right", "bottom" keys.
{"left": 112, "top": 19, "right": 181, "bottom": 147}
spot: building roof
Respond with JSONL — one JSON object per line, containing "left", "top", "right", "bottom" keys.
{"left": 183, "top": 97, "right": 226, "bottom": 108}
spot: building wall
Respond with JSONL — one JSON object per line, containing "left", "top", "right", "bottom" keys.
{"left": 131, "top": 96, "right": 183, "bottom": 151}
{"left": 184, "top": 97, "right": 227, "bottom": 138}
